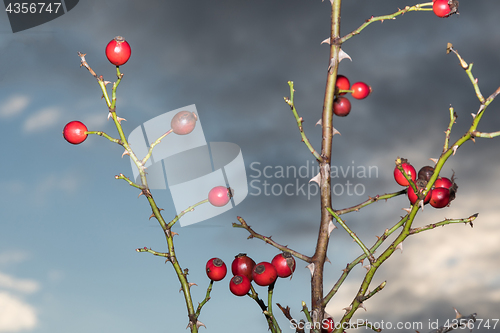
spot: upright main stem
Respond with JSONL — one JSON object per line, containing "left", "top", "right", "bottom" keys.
{"left": 311, "top": 0, "right": 342, "bottom": 323}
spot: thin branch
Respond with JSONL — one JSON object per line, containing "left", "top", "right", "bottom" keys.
{"left": 284, "top": 81, "right": 323, "bottom": 162}
{"left": 195, "top": 281, "right": 213, "bottom": 317}
{"left": 327, "top": 208, "right": 375, "bottom": 263}
{"left": 233, "top": 216, "right": 312, "bottom": 263}
{"left": 447, "top": 43, "right": 485, "bottom": 103}
{"left": 340, "top": 3, "right": 434, "bottom": 44}
{"left": 409, "top": 214, "right": 477, "bottom": 234}
{"left": 471, "top": 130, "right": 500, "bottom": 139}
{"left": 114, "top": 173, "right": 143, "bottom": 190}
{"left": 166, "top": 199, "right": 210, "bottom": 229}
{"left": 86, "top": 130, "right": 122, "bottom": 144}
{"left": 141, "top": 129, "right": 174, "bottom": 165}
{"left": 443, "top": 107, "right": 457, "bottom": 152}
{"left": 334, "top": 189, "right": 406, "bottom": 215}
{"left": 136, "top": 247, "right": 171, "bottom": 261}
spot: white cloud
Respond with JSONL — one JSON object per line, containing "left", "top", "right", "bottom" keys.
{"left": 0, "top": 292, "right": 37, "bottom": 332}
{"left": 0, "top": 273, "right": 39, "bottom": 294}
{"left": 0, "top": 251, "right": 30, "bottom": 266}
{"left": 23, "top": 107, "right": 62, "bottom": 133}
{"left": 0, "top": 95, "right": 30, "bottom": 118}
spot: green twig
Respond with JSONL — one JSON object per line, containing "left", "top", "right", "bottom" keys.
{"left": 114, "top": 173, "right": 143, "bottom": 190}
{"left": 166, "top": 199, "right": 209, "bottom": 229}
{"left": 141, "top": 129, "right": 174, "bottom": 165}
{"left": 443, "top": 107, "right": 457, "bottom": 152}
{"left": 135, "top": 247, "right": 171, "bottom": 260}
{"left": 409, "top": 214, "right": 477, "bottom": 234}
{"left": 85, "top": 130, "right": 121, "bottom": 144}
{"left": 334, "top": 189, "right": 406, "bottom": 215}
{"left": 327, "top": 208, "right": 375, "bottom": 263}
{"left": 284, "top": 81, "right": 323, "bottom": 162}
{"left": 195, "top": 281, "right": 214, "bottom": 317}
{"left": 340, "top": 3, "right": 433, "bottom": 44}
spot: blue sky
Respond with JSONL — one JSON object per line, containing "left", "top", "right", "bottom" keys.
{"left": 0, "top": 1, "right": 500, "bottom": 332}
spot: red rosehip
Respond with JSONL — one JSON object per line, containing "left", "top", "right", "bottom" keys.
{"left": 430, "top": 187, "right": 451, "bottom": 208}
{"left": 321, "top": 317, "right": 345, "bottom": 333}
{"left": 394, "top": 162, "right": 417, "bottom": 186}
{"left": 351, "top": 82, "right": 371, "bottom": 99}
{"left": 252, "top": 262, "right": 277, "bottom": 287}
{"left": 335, "top": 75, "right": 350, "bottom": 95}
{"left": 229, "top": 275, "right": 251, "bottom": 296}
{"left": 63, "top": 121, "right": 88, "bottom": 144}
{"left": 171, "top": 111, "right": 197, "bottom": 135}
{"left": 434, "top": 177, "right": 453, "bottom": 189}
{"left": 271, "top": 252, "right": 296, "bottom": 278}
{"left": 208, "top": 186, "right": 231, "bottom": 207}
{"left": 322, "top": 317, "right": 335, "bottom": 333}
{"left": 408, "top": 186, "right": 431, "bottom": 205}
{"left": 433, "top": 0, "right": 451, "bottom": 18}
{"left": 105, "top": 36, "right": 131, "bottom": 66}
{"left": 231, "top": 253, "right": 256, "bottom": 281}
{"left": 206, "top": 258, "right": 227, "bottom": 281}
{"left": 333, "top": 97, "right": 351, "bottom": 117}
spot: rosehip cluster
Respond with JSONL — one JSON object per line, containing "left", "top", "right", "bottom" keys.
{"left": 393, "top": 159, "right": 457, "bottom": 208}
{"left": 205, "top": 252, "right": 296, "bottom": 297}
{"left": 433, "top": 0, "right": 459, "bottom": 18}
{"left": 333, "top": 75, "right": 372, "bottom": 117}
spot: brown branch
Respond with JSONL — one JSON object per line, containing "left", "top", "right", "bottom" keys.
{"left": 233, "top": 217, "right": 312, "bottom": 263}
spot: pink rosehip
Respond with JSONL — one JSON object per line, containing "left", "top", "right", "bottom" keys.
{"left": 171, "top": 111, "right": 198, "bottom": 135}
{"left": 208, "top": 186, "right": 231, "bottom": 207}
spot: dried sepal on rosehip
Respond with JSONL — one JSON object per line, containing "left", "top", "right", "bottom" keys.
{"left": 229, "top": 275, "right": 251, "bottom": 296}
{"left": 205, "top": 257, "right": 227, "bottom": 281}
{"left": 271, "top": 252, "right": 296, "bottom": 279}
{"left": 408, "top": 178, "right": 432, "bottom": 205}
{"left": 433, "top": 0, "right": 459, "bottom": 18}
{"left": 252, "top": 262, "right": 277, "bottom": 286}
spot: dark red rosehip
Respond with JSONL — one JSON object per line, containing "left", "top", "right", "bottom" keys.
{"left": 63, "top": 121, "right": 88, "bottom": 144}
{"left": 333, "top": 97, "right": 351, "bottom": 117}
{"left": 229, "top": 275, "right": 251, "bottom": 296}
{"left": 271, "top": 252, "right": 296, "bottom": 278}
{"left": 418, "top": 166, "right": 435, "bottom": 182}
{"left": 105, "top": 36, "right": 131, "bottom": 66}
{"left": 430, "top": 187, "right": 451, "bottom": 208}
{"left": 206, "top": 258, "right": 227, "bottom": 281}
{"left": 252, "top": 262, "right": 277, "bottom": 286}
{"left": 231, "top": 254, "right": 256, "bottom": 281}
